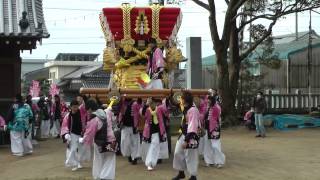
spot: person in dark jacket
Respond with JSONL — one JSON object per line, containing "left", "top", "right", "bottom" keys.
{"left": 38, "top": 96, "right": 50, "bottom": 138}
{"left": 252, "top": 91, "right": 267, "bottom": 138}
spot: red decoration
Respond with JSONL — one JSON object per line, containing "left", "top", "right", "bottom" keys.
{"left": 102, "top": 7, "right": 181, "bottom": 41}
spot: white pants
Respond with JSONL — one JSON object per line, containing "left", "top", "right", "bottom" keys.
{"left": 120, "top": 127, "right": 140, "bottom": 160}
{"left": 203, "top": 133, "right": 225, "bottom": 165}
{"left": 79, "top": 143, "right": 92, "bottom": 162}
{"left": 141, "top": 134, "right": 169, "bottom": 163}
{"left": 198, "top": 136, "right": 205, "bottom": 156}
{"left": 40, "top": 120, "right": 50, "bottom": 138}
{"left": 143, "top": 133, "right": 160, "bottom": 168}
{"left": 65, "top": 133, "right": 81, "bottom": 167}
{"left": 93, "top": 143, "right": 116, "bottom": 180}
{"left": 50, "top": 119, "right": 61, "bottom": 137}
{"left": 173, "top": 135, "right": 199, "bottom": 176}
{"left": 10, "top": 131, "right": 33, "bottom": 156}
{"left": 146, "top": 79, "right": 163, "bottom": 89}
{"left": 159, "top": 141, "right": 169, "bottom": 159}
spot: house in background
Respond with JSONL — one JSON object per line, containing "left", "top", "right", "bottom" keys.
{"left": 44, "top": 53, "right": 101, "bottom": 84}
{"left": 202, "top": 30, "right": 320, "bottom": 94}
{"left": 58, "top": 65, "right": 110, "bottom": 102}
{"left": 21, "top": 58, "right": 47, "bottom": 78}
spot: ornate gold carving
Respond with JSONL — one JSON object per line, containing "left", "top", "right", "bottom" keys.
{"left": 121, "top": 4, "right": 135, "bottom": 54}
{"left": 151, "top": 4, "right": 163, "bottom": 44}
{"left": 165, "top": 46, "right": 184, "bottom": 70}
{"left": 134, "top": 11, "right": 150, "bottom": 35}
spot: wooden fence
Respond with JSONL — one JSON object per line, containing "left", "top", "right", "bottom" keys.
{"left": 241, "top": 91, "right": 320, "bottom": 114}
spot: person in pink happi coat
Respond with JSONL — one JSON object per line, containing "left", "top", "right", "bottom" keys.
{"left": 0, "top": 115, "right": 6, "bottom": 131}
{"left": 144, "top": 38, "right": 165, "bottom": 89}
{"left": 172, "top": 91, "right": 200, "bottom": 180}
{"left": 140, "top": 98, "right": 169, "bottom": 171}
{"left": 203, "top": 96, "right": 225, "bottom": 168}
{"left": 79, "top": 99, "right": 117, "bottom": 180}
{"left": 60, "top": 100, "right": 83, "bottom": 171}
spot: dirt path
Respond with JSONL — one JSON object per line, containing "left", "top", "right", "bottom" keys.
{"left": 1, "top": 127, "right": 320, "bottom": 180}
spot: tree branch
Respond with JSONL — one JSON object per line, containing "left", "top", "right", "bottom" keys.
{"left": 237, "top": 1, "right": 320, "bottom": 32}
{"left": 232, "top": 0, "right": 247, "bottom": 13}
{"left": 208, "top": 0, "right": 221, "bottom": 48}
{"left": 191, "top": 0, "right": 210, "bottom": 11}
{"left": 239, "top": 20, "right": 277, "bottom": 61}
{"left": 225, "top": 0, "right": 229, "bottom": 5}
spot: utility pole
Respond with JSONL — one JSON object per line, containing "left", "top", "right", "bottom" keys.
{"left": 295, "top": 0, "right": 298, "bottom": 40}
{"left": 307, "top": 9, "right": 312, "bottom": 112}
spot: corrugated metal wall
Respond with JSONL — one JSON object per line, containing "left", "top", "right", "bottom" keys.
{"left": 289, "top": 46, "right": 320, "bottom": 93}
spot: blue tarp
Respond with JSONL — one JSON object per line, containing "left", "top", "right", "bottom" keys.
{"left": 264, "top": 114, "right": 320, "bottom": 131}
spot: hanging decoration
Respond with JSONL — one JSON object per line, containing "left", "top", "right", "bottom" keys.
{"left": 29, "top": 80, "right": 40, "bottom": 97}
{"left": 49, "top": 83, "right": 60, "bottom": 97}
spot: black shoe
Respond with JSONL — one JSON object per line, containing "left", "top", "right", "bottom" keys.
{"left": 131, "top": 158, "right": 137, "bottom": 165}
{"left": 172, "top": 171, "right": 185, "bottom": 180}
{"left": 56, "top": 135, "right": 60, "bottom": 139}
{"left": 128, "top": 156, "right": 132, "bottom": 163}
{"left": 157, "top": 159, "right": 162, "bottom": 164}
{"left": 189, "top": 176, "right": 197, "bottom": 180}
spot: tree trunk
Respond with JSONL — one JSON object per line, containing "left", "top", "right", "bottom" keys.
{"left": 214, "top": 46, "right": 237, "bottom": 126}
{"left": 228, "top": 20, "right": 242, "bottom": 124}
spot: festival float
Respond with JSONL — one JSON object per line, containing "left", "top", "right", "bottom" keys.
{"left": 80, "top": 3, "right": 208, "bottom": 104}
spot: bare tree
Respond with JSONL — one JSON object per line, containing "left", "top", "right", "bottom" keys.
{"left": 191, "top": 0, "right": 320, "bottom": 125}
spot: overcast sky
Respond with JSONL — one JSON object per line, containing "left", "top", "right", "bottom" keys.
{"left": 21, "top": 0, "right": 320, "bottom": 61}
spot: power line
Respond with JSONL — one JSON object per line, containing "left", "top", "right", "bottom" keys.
{"left": 43, "top": 7, "right": 210, "bottom": 13}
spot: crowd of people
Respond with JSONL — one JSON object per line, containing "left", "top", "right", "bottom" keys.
{"left": 0, "top": 89, "right": 227, "bottom": 180}
{"left": 0, "top": 37, "right": 273, "bottom": 180}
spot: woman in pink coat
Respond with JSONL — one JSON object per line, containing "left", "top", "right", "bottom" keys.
{"left": 203, "top": 96, "right": 225, "bottom": 168}
{"left": 79, "top": 99, "right": 117, "bottom": 180}
{"left": 172, "top": 91, "right": 200, "bottom": 180}
{"left": 0, "top": 115, "right": 6, "bottom": 131}
{"left": 140, "top": 98, "right": 169, "bottom": 171}
{"left": 60, "top": 100, "right": 83, "bottom": 171}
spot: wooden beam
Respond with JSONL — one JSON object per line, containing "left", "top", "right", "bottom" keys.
{"left": 80, "top": 88, "right": 210, "bottom": 96}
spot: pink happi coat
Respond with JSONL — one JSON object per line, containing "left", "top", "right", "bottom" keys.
{"left": 161, "top": 99, "right": 170, "bottom": 125}
{"left": 207, "top": 104, "right": 221, "bottom": 138}
{"left": 118, "top": 99, "right": 128, "bottom": 124}
{"left": 244, "top": 110, "right": 253, "bottom": 121}
{"left": 60, "top": 111, "right": 83, "bottom": 136}
{"left": 186, "top": 106, "right": 200, "bottom": 135}
{"left": 0, "top": 115, "right": 6, "bottom": 127}
{"left": 199, "top": 96, "right": 209, "bottom": 126}
{"left": 142, "top": 105, "right": 167, "bottom": 140}
{"left": 147, "top": 48, "right": 165, "bottom": 74}
{"left": 79, "top": 103, "right": 88, "bottom": 133}
{"left": 131, "top": 102, "right": 142, "bottom": 129}
{"left": 82, "top": 109, "right": 116, "bottom": 146}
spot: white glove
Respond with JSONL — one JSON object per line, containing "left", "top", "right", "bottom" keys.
{"left": 64, "top": 134, "right": 71, "bottom": 142}
{"left": 79, "top": 137, "right": 84, "bottom": 144}
{"left": 3, "top": 125, "right": 7, "bottom": 131}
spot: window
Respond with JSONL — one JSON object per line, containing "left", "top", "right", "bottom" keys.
{"left": 49, "top": 72, "right": 56, "bottom": 79}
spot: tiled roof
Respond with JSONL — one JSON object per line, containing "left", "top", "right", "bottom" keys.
{"left": 62, "top": 65, "right": 102, "bottom": 79}
{"left": 55, "top": 53, "right": 99, "bottom": 61}
{"left": 0, "top": 0, "right": 49, "bottom": 38}
{"left": 59, "top": 66, "right": 110, "bottom": 91}
{"left": 82, "top": 78, "right": 110, "bottom": 89}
